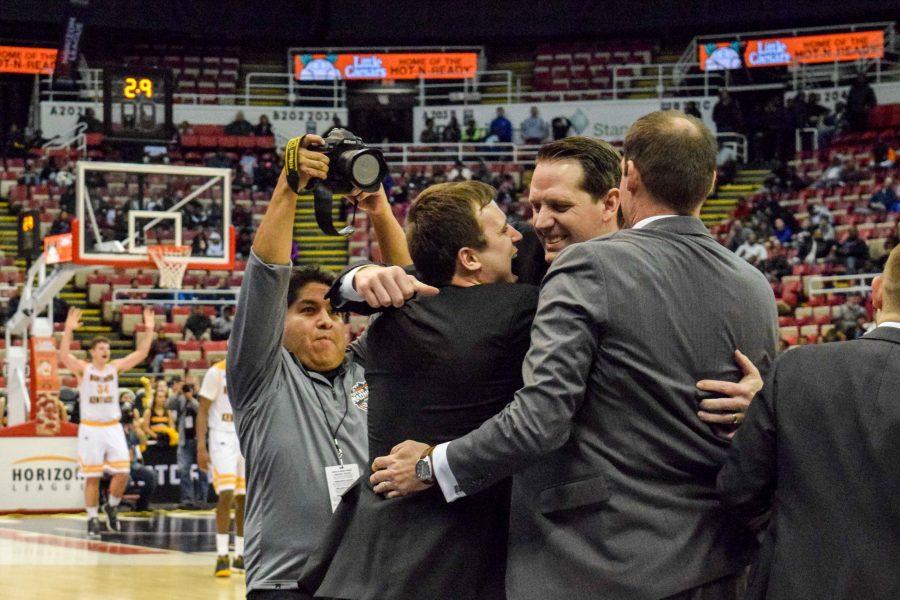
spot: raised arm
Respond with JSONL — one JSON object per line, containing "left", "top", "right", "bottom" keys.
{"left": 112, "top": 308, "right": 156, "bottom": 373}
{"left": 59, "top": 308, "right": 88, "bottom": 378}
{"left": 345, "top": 186, "right": 412, "bottom": 267}
{"left": 252, "top": 135, "right": 327, "bottom": 264}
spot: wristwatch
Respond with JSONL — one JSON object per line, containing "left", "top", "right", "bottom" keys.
{"left": 415, "top": 446, "right": 436, "bottom": 485}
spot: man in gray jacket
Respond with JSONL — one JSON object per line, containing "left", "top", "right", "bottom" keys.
{"left": 371, "top": 111, "right": 779, "bottom": 600}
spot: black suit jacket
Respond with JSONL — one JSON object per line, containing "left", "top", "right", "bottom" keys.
{"left": 718, "top": 326, "right": 900, "bottom": 600}
{"left": 301, "top": 283, "right": 539, "bottom": 600}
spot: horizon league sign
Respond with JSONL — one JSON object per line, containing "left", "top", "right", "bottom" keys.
{"left": 414, "top": 97, "right": 717, "bottom": 144}
{"left": 0, "top": 436, "right": 83, "bottom": 512}
{"left": 40, "top": 102, "right": 348, "bottom": 143}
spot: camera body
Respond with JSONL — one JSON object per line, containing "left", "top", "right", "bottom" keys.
{"left": 308, "top": 128, "right": 388, "bottom": 193}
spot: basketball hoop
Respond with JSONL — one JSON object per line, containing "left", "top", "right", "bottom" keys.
{"left": 148, "top": 245, "right": 192, "bottom": 289}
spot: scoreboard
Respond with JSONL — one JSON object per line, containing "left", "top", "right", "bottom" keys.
{"left": 102, "top": 68, "right": 173, "bottom": 142}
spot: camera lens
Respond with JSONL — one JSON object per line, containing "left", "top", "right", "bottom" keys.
{"left": 350, "top": 152, "right": 383, "bottom": 188}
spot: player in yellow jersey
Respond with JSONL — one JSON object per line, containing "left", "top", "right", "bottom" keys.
{"left": 59, "top": 306, "right": 156, "bottom": 536}
{"left": 197, "top": 360, "right": 246, "bottom": 577}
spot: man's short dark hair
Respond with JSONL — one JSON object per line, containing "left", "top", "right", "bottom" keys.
{"left": 406, "top": 181, "right": 496, "bottom": 286}
{"left": 623, "top": 110, "right": 716, "bottom": 214}
{"left": 89, "top": 336, "right": 110, "bottom": 350}
{"left": 287, "top": 265, "right": 336, "bottom": 307}
{"left": 536, "top": 136, "right": 621, "bottom": 201}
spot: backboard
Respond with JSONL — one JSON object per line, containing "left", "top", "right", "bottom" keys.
{"left": 73, "top": 161, "right": 234, "bottom": 270}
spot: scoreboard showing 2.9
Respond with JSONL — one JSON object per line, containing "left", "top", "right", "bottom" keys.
{"left": 103, "top": 68, "right": 174, "bottom": 141}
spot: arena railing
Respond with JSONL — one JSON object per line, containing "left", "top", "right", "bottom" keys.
{"left": 111, "top": 287, "right": 239, "bottom": 307}
{"left": 806, "top": 273, "right": 879, "bottom": 297}
{"left": 370, "top": 143, "right": 542, "bottom": 165}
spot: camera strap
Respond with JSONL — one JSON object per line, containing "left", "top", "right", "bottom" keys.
{"left": 283, "top": 135, "right": 307, "bottom": 195}
{"left": 313, "top": 184, "right": 342, "bottom": 236}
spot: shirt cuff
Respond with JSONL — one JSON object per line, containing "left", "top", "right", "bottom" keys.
{"left": 340, "top": 266, "right": 368, "bottom": 303}
{"left": 432, "top": 442, "right": 466, "bottom": 503}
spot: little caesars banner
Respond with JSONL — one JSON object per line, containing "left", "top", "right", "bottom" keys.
{"left": 414, "top": 97, "right": 717, "bottom": 144}
{"left": 40, "top": 102, "right": 348, "bottom": 142}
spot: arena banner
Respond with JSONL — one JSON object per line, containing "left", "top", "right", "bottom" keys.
{"left": 142, "top": 444, "right": 214, "bottom": 504}
{"left": 0, "top": 436, "right": 83, "bottom": 513}
{"left": 414, "top": 96, "right": 718, "bottom": 144}
{"left": 29, "top": 336, "right": 63, "bottom": 435}
{"left": 744, "top": 30, "right": 884, "bottom": 68}
{"left": 44, "top": 233, "right": 74, "bottom": 265}
{"left": 0, "top": 46, "right": 58, "bottom": 75}
{"left": 53, "top": 0, "right": 91, "bottom": 82}
{"left": 293, "top": 52, "right": 478, "bottom": 81}
{"left": 39, "top": 102, "right": 348, "bottom": 143}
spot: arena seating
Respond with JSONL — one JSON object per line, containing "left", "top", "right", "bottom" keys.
{"left": 532, "top": 41, "right": 653, "bottom": 100}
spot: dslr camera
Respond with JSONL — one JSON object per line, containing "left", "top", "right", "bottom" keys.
{"left": 307, "top": 128, "right": 388, "bottom": 194}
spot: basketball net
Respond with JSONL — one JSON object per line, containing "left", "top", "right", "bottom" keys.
{"left": 148, "top": 245, "right": 192, "bottom": 289}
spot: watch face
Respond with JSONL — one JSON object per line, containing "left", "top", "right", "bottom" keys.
{"left": 415, "top": 458, "right": 432, "bottom": 482}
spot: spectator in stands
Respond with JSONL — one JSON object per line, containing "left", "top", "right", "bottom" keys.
{"left": 77, "top": 108, "right": 103, "bottom": 134}
{"left": 869, "top": 177, "right": 897, "bottom": 212}
{"left": 149, "top": 326, "right": 176, "bottom": 374}
{"left": 211, "top": 306, "right": 235, "bottom": 341}
{"left": 550, "top": 115, "right": 572, "bottom": 140}
{"left": 225, "top": 111, "right": 253, "bottom": 136}
{"left": 254, "top": 159, "right": 279, "bottom": 191}
{"left": 3, "top": 123, "right": 27, "bottom": 158}
{"left": 447, "top": 159, "right": 472, "bottom": 182}
{"left": 461, "top": 117, "right": 484, "bottom": 143}
{"left": 684, "top": 101, "right": 702, "bottom": 120}
{"left": 836, "top": 226, "right": 870, "bottom": 274}
{"left": 239, "top": 151, "right": 257, "bottom": 180}
{"left": 877, "top": 235, "right": 899, "bottom": 270}
{"left": 18, "top": 161, "right": 40, "bottom": 186}
{"left": 520, "top": 107, "right": 549, "bottom": 144}
{"left": 236, "top": 226, "right": 253, "bottom": 259}
{"left": 487, "top": 107, "right": 512, "bottom": 143}
{"left": 48, "top": 210, "right": 73, "bottom": 236}
{"left": 441, "top": 112, "right": 461, "bottom": 142}
{"left": 847, "top": 316, "right": 869, "bottom": 340}
{"left": 846, "top": 73, "right": 877, "bottom": 132}
{"left": 797, "top": 227, "right": 835, "bottom": 265}
{"left": 804, "top": 93, "right": 828, "bottom": 126}
{"left": 835, "top": 294, "right": 868, "bottom": 332}
{"left": 184, "top": 306, "right": 212, "bottom": 341}
{"left": 167, "top": 378, "right": 208, "bottom": 510}
{"left": 712, "top": 90, "right": 742, "bottom": 133}
{"left": 143, "top": 380, "right": 178, "bottom": 446}
{"left": 254, "top": 115, "right": 273, "bottom": 137}
{"left": 420, "top": 118, "right": 440, "bottom": 144}
{"left": 205, "top": 150, "right": 231, "bottom": 169}
{"left": 207, "top": 231, "right": 224, "bottom": 256}
{"left": 735, "top": 232, "right": 768, "bottom": 265}
{"left": 121, "top": 400, "right": 156, "bottom": 512}
{"left": 772, "top": 217, "right": 793, "bottom": 245}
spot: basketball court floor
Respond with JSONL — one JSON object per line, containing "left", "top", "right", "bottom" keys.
{"left": 0, "top": 510, "right": 245, "bottom": 599}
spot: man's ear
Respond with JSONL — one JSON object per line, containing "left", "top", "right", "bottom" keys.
{"left": 601, "top": 188, "right": 620, "bottom": 223}
{"left": 871, "top": 275, "right": 883, "bottom": 312}
{"left": 624, "top": 159, "right": 639, "bottom": 194}
{"left": 457, "top": 246, "right": 481, "bottom": 273}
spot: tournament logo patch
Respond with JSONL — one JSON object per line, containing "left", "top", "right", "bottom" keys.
{"left": 350, "top": 381, "right": 368, "bottom": 412}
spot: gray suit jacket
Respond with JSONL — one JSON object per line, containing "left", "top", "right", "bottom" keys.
{"left": 446, "top": 216, "right": 779, "bottom": 600}
{"left": 718, "top": 326, "right": 900, "bottom": 600}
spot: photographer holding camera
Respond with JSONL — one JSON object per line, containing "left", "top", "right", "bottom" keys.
{"left": 166, "top": 377, "right": 209, "bottom": 510}
{"left": 227, "top": 132, "right": 422, "bottom": 598}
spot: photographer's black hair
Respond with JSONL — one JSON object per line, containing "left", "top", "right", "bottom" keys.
{"left": 287, "top": 265, "right": 337, "bottom": 307}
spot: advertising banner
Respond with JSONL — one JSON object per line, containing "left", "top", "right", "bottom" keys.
{"left": 39, "top": 102, "right": 348, "bottom": 143}
{"left": 293, "top": 52, "right": 478, "bottom": 81}
{"left": 744, "top": 30, "right": 884, "bottom": 68}
{"left": 0, "top": 436, "right": 83, "bottom": 512}
{"left": 415, "top": 97, "right": 717, "bottom": 144}
{"left": 44, "top": 233, "right": 74, "bottom": 265}
{"left": 0, "top": 46, "right": 58, "bottom": 75}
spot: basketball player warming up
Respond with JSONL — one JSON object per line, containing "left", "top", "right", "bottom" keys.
{"left": 59, "top": 306, "right": 156, "bottom": 536}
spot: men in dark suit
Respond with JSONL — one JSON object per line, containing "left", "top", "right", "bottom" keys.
{"left": 370, "top": 111, "right": 779, "bottom": 600}
{"left": 718, "top": 245, "right": 900, "bottom": 600}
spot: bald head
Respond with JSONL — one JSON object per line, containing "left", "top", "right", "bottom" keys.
{"left": 622, "top": 110, "right": 717, "bottom": 214}
{"left": 880, "top": 246, "right": 900, "bottom": 312}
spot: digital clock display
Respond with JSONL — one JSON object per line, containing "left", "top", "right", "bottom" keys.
{"left": 103, "top": 68, "right": 173, "bottom": 142}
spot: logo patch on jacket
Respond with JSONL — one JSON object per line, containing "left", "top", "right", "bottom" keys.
{"left": 350, "top": 381, "right": 368, "bottom": 412}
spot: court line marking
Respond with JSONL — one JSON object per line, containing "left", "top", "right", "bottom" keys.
{"left": 0, "top": 527, "right": 170, "bottom": 555}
